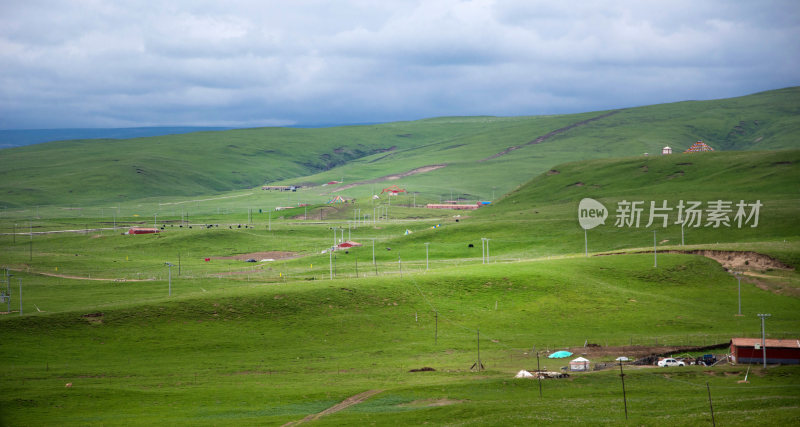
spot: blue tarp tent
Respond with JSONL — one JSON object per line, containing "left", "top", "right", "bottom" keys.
{"left": 548, "top": 351, "right": 573, "bottom": 359}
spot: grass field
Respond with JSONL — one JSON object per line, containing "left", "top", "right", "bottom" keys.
{"left": 1, "top": 255, "right": 799, "bottom": 426}
{"left": 1, "top": 92, "right": 799, "bottom": 425}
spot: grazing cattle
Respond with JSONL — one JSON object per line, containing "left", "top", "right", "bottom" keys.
{"left": 65, "top": 383, "right": 72, "bottom": 388}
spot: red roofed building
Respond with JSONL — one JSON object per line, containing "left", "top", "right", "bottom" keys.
{"left": 684, "top": 140, "right": 715, "bottom": 153}
{"left": 426, "top": 203, "right": 480, "bottom": 210}
{"left": 730, "top": 338, "right": 800, "bottom": 365}
{"left": 381, "top": 185, "right": 406, "bottom": 194}
{"left": 127, "top": 228, "right": 160, "bottom": 235}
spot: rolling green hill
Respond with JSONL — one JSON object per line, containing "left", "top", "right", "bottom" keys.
{"left": 1, "top": 87, "right": 798, "bottom": 208}
{"left": 1, "top": 141, "right": 798, "bottom": 424}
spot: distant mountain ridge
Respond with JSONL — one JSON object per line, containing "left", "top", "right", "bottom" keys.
{"left": 0, "top": 127, "right": 234, "bottom": 148}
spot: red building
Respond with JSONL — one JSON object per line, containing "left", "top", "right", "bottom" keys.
{"left": 426, "top": 203, "right": 480, "bottom": 210}
{"left": 730, "top": 338, "right": 800, "bottom": 365}
{"left": 127, "top": 228, "right": 160, "bottom": 235}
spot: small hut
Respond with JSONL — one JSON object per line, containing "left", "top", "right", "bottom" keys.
{"left": 569, "top": 357, "right": 591, "bottom": 372}
{"left": 662, "top": 146, "right": 672, "bottom": 155}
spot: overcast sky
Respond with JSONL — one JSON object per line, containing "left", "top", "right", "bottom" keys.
{"left": 1, "top": 0, "right": 798, "bottom": 129}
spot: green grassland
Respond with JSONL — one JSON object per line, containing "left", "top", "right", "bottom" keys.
{"left": 1, "top": 255, "right": 799, "bottom": 426}
{"left": 1, "top": 90, "right": 799, "bottom": 425}
{"left": 1, "top": 87, "right": 798, "bottom": 209}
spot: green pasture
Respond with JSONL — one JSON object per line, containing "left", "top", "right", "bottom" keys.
{"left": 0, "top": 90, "right": 798, "bottom": 425}
{"left": 1, "top": 255, "right": 799, "bottom": 425}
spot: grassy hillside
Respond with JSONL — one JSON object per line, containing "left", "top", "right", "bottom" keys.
{"left": 0, "top": 146, "right": 798, "bottom": 425}
{"left": 0, "top": 87, "right": 798, "bottom": 208}
{"left": 1, "top": 256, "right": 799, "bottom": 425}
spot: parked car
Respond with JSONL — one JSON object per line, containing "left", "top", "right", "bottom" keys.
{"left": 658, "top": 358, "right": 685, "bottom": 367}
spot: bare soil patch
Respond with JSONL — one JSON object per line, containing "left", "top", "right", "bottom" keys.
{"left": 82, "top": 312, "right": 104, "bottom": 325}
{"left": 658, "top": 250, "right": 793, "bottom": 271}
{"left": 293, "top": 206, "right": 336, "bottom": 220}
{"left": 212, "top": 251, "right": 298, "bottom": 261}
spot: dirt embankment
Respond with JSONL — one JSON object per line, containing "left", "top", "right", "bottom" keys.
{"left": 212, "top": 251, "right": 298, "bottom": 261}
{"left": 602, "top": 249, "right": 798, "bottom": 297}
{"left": 658, "top": 249, "right": 793, "bottom": 271}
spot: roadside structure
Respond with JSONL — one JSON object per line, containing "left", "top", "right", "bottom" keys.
{"left": 730, "top": 338, "right": 800, "bottom": 365}
{"left": 426, "top": 203, "right": 481, "bottom": 210}
{"left": 569, "top": 357, "right": 591, "bottom": 371}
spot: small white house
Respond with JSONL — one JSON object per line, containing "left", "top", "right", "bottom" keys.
{"left": 662, "top": 146, "right": 673, "bottom": 154}
{"left": 569, "top": 357, "right": 591, "bottom": 371}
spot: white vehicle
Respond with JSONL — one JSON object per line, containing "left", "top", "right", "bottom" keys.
{"left": 658, "top": 358, "right": 685, "bottom": 367}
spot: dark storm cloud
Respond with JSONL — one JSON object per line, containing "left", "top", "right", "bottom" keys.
{"left": 1, "top": 0, "right": 798, "bottom": 128}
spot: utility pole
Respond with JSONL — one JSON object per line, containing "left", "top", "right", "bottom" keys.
{"left": 434, "top": 310, "right": 438, "bottom": 344}
{"left": 536, "top": 351, "right": 542, "bottom": 398}
{"left": 425, "top": 242, "right": 430, "bottom": 271}
{"left": 165, "top": 263, "right": 174, "bottom": 296}
{"left": 758, "top": 313, "right": 771, "bottom": 368}
{"left": 736, "top": 272, "right": 742, "bottom": 316}
{"left": 18, "top": 278, "right": 22, "bottom": 316}
{"left": 653, "top": 230, "right": 657, "bottom": 268}
{"left": 619, "top": 360, "right": 628, "bottom": 420}
{"left": 476, "top": 328, "right": 481, "bottom": 371}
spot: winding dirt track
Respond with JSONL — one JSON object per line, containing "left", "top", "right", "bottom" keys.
{"left": 36, "top": 272, "right": 153, "bottom": 282}
{"left": 333, "top": 165, "right": 447, "bottom": 192}
{"left": 479, "top": 110, "right": 622, "bottom": 162}
{"left": 282, "top": 389, "right": 384, "bottom": 426}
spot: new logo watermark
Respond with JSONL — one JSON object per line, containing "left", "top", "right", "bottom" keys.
{"left": 578, "top": 198, "right": 608, "bottom": 230}
{"left": 578, "top": 199, "right": 762, "bottom": 229}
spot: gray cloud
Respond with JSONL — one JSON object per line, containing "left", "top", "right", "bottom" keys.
{"left": 1, "top": 0, "right": 798, "bottom": 128}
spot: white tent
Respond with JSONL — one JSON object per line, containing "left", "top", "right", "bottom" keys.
{"left": 514, "top": 370, "right": 534, "bottom": 378}
{"left": 569, "top": 357, "right": 591, "bottom": 371}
